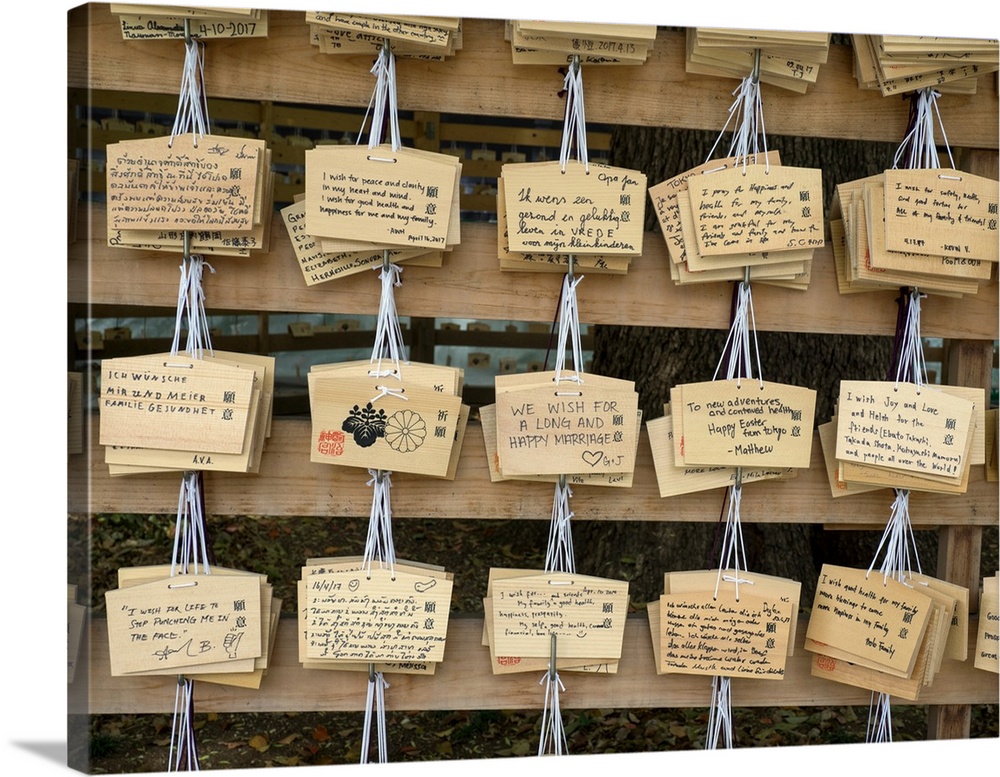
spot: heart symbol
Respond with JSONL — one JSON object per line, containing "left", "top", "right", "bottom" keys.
{"left": 581, "top": 450, "right": 604, "bottom": 468}
{"left": 414, "top": 579, "right": 437, "bottom": 594}
{"left": 348, "top": 578, "right": 360, "bottom": 592}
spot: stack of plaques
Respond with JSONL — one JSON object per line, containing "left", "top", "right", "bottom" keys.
{"left": 685, "top": 27, "right": 831, "bottom": 93}
{"left": 829, "top": 168, "right": 997, "bottom": 296}
{"left": 99, "top": 351, "right": 275, "bottom": 476}
{"left": 806, "top": 564, "right": 970, "bottom": 699}
{"left": 852, "top": 34, "right": 999, "bottom": 96}
{"left": 648, "top": 153, "right": 822, "bottom": 289}
{"left": 105, "top": 565, "right": 280, "bottom": 690}
{"left": 505, "top": 20, "right": 657, "bottom": 66}
{"left": 306, "top": 12, "right": 462, "bottom": 59}
{"left": 111, "top": 4, "right": 269, "bottom": 40}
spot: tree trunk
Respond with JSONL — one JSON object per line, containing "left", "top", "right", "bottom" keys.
{"left": 573, "top": 123, "right": 917, "bottom": 607}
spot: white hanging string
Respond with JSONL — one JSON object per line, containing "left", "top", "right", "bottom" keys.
{"left": 892, "top": 88, "right": 955, "bottom": 172}
{"left": 537, "top": 658, "right": 569, "bottom": 756}
{"left": 714, "top": 479, "right": 750, "bottom": 601}
{"left": 169, "top": 32, "right": 211, "bottom": 146}
{"left": 893, "top": 290, "right": 929, "bottom": 391}
{"left": 866, "top": 690, "right": 894, "bottom": 744}
{"left": 170, "top": 253, "right": 216, "bottom": 359}
{"left": 558, "top": 56, "right": 589, "bottom": 172}
{"left": 170, "top": 471, "right": 212, "bottom": 577}
{"left": 360, "top": 669, "right": 390, "bottom": 764}
{"left": 358, "top": 41, "right": 401, "bottom": 153}
{"left": 867, "top": 489, "right": 922, "bottom": 586}
{"left": 544, "top": 477, "right": 576, "bottom": 574}
{"left": 553, "top": 271, "right": 585, "bottom": 385}
{"left": 704, "top": 674, "right": 734, "bottom": 749}
{"left": 362, "top": 469, "right": 397, "bottom": 577}
{"left": 704, "top": 51, "right": 769, "bottom": 171}
{"left": 164, "top": 28, "right": 215, "bottom": 772}
{"left": 712, "top": 280, "right": 763, "bottom": 388}
{"left": 167, "top": 470, "right": 209, "bottom": 771}
{"left": 369, "top": 259, "right": 407, "bottom": 379}
{"left": 169, "top": 676, "right": 199, "bottom": 771}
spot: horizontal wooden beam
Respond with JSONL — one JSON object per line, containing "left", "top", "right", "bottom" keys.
{"left": 69, "top": 416, "right": 996, "bottom": 525}
{"left": 69, "top": 206, "right": 998, "bottom": 340}
{"left": 73, "top": 616, "right": 999, "bottom": 715}
{"left": 68, "top": 6, "right": 999, "bottom": 149}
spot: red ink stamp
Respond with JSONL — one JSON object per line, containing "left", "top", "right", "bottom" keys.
{"left": 816, "top": 655, "right": 836, "bottom": 671}
{"left": 497, "top": 656, "right": 521, "bottom": 666}
{"left": 317, "top": 430, "right": 345, "bottom": 456}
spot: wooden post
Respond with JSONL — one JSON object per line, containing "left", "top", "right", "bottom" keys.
{"left": 928, "top": 339, "right": 994, "bottom": 739}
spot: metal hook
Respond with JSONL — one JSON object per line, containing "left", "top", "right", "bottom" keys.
{"left": 184, "top": 18, "right": 192, "bottom": 46}
{"left": 751, "top": 48, "right": 761, "bottom": 85}
{"left": 735, "top": 467, "right": 743, "bottom": 491}
{"left": 368, "top": 662, "right": 376, "bottom": 683}
{"left": 183, "top": 230, "right": 191, "bottom": 261}
{"left": 549, "top": 633, "right": 558, "bottom": 681}
{"left": 566, "top": 254, "right": 575, "bottom": 281}
{"left": 382, "top": 249, "right": 391, "bottom": 273}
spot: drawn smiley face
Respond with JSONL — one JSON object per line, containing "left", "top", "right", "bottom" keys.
{"left": 348, "top": 578, "right": 361, "bottom": 592}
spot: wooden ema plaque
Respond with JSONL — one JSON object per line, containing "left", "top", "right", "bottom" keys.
{"left": 106, "top": 134, "right": 262, "bottom": 232}
{"left": 805, "top": 565, "right": 933, "bottom": 679}
{"left": 493, "top": 375, "right": 640, "bottom": 476}
{"left": 483, "top": 568, "right": 619, "bottom": 675}
{"left": 882, "top": 168, "right": 998, "bottom": 263}
{"left": 99, "top": 354, "right": 256, "bottom": 455}
{"left": 489, "top": 572, "right": 629, "bottom": 660}
{"left": 308, "top": 362, "right": 465, "bottom": 478}
{"left": 687, "top": 164, "right": 824, "bottom": 256}
{"left": 672, "top": 380, "right": 817, "bottom": 468}
{"left": 974, "top": 574, "right": 999, "bottom": 673}
{"left": 303, "top": 567, "right": 453, "bottom": 664}
{"left": 657, "top": 588, "right": 794, "bottom": 678}
{"left": 480, "top": 403, "right": 639, "bottom": 487}
{"left": 305, "top": 145, "right": 460, "bottom": 250}
{"left": 835, "top": 381, "right": 975, "bottom": 479}
{"left": 105, "top": 573, "right": 263, "bottom": 676}
{"left": 501, "top": 160, "right": 646, "bottom": 255}
{"left": 648, "top": 151, "right": 782, "bottom": 264}
{"left": 646, "top": 409, "right": 792, "bottom": 498}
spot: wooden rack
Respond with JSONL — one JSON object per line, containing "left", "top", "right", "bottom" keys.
{"left": 68, "top": 4, "right": 998, "bottom": 745}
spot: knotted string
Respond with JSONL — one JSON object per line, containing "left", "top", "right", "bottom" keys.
{"left": 705, "top": 674, "right": 734, "bottom": 750}
{"left": 538, "top": 650, "right": 569, "bottom": 756}
{"left": 361, "top": 668, "right": 390, "bottom": 764}
{"left": 370, "top": 259, "right": 407, "bottom": 379}
{"left": 705, "top": 49, "right": 769, "bottom": 171}
{"left": 167, "top": 469, "right": 211, "bottom": 771}
{"left": 892, "top": 88, "right": 955, "bottom": 173}
{"left": 358, "top": 41, "right": 401, "bottom": 153}
{"left": 171, "top": 252, "right": 216, "bottom": 359}
{"left": 553, "top": 270, "right": 585, "bottom": 386}
{"left": 169, "top": 676, "right": 199, "bottom": 771}
{"left": 544, "top": 477, "right": 576, "bottom": 575}
{"left": 559, "top": 56, "right": 588, "bottom": 172}
{"left": 712, "top": 279, "right": 763, "bottom": 388}
{"left": 169, "top": 31, "right": 211, "bottom": 146}
{"left": 891, "top": 290, "right": 929, "bottom": 391}
{"left": 170, "top": 471, "right": 212, "bottom": 577}
{"left": 359, "top": 468, "right": 395, "bottom": 763}
{"left": 705, "top": 268, "right": 761, "bottom": 750}
{"left": 362, "top": 469, "right": 396, "bottom": 577}
{"left": 863, "top": 483, "right": 921, "bottom": 744}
